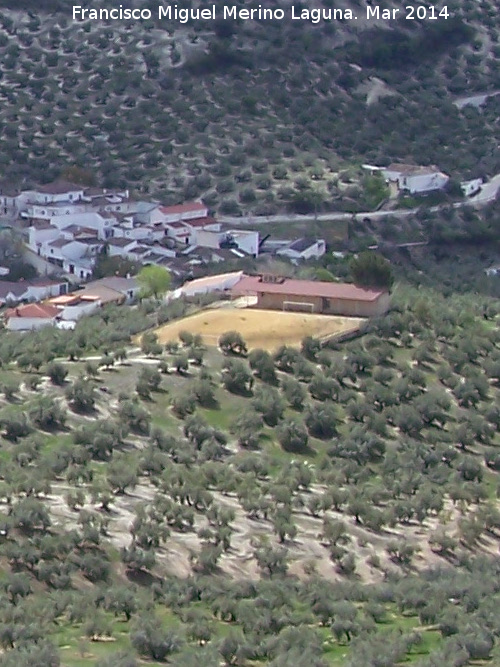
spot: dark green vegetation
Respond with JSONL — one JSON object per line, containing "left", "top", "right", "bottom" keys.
{"left": 0, "top": 264, "right": 500, "bottom": 664}
{"left": 0, "top": 0, "right": 498, "bottom": 213}
{"left": 334, "top": 196, "right": 500, "bottom": 299}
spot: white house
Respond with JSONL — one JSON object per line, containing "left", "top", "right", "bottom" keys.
{"left": 0, "top": 282, "right": 29, "bottom": 306}
{"left": 28, "top": 222, "right": 60, "bottom": 251}
{"left": 84, "top": 276, "right": 140, "bottom": 302}
{"left": 227, "top": 230, "right": 259, "bottom": 256}
{"left": 43, "top": 239, "right": 86, "bottom": 262}
{"left": 277, "top": 238, "right": 326, "bottom": 262}
{"left": 461, "top": 178, "right": 483, "bottom": 197}
{"left": 106, "top": 237, "right": 138, "bottom": 258}
{"left": 111, "top": 218, "right": 164, "bottom": 243}
{"left": 0, "top": 279, "right": 66, "bottom": 306}
{"left": 381, "top": 164, "right": 449, "bottom": 194}
{"left": 63, "top": 258, "right": 94, "bottom": 280}
{"left": 47, "top": 294, "right": 102, "bottom": 321}
{"left": 43, "top": 238, "right": 102, "bottom": 261}
{"left": 22, "top": 181, "right": 85, "bottom": 205}
{"left": 27, "top": 211, "right": 115, "bottom": 240}
{"left": 4, "top": 303, "right": 60, "bottom": 331}
{"left": 56, "top": 212, "right": 115, "bottom": 240}
{"left": 195, "top": 228, "right": 259, "bottom": 257}
{"left": 23, "top": 279, "right": 67, "bottom": 301}
{"left": 82, "top": 186, "right": 130, "bottom": 203}
{"left": 22, "top": 201, "right": 89, "bottom": 220}
{"left": 133, "top": 202, "right": 166, "bottom": 225}
{"left": 164, "top": 221, "right": 193, "bottom": 245}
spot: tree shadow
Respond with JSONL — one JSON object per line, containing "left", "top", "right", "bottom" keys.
{"left": 125, "top": 568, "right": 160, "bottom": 587}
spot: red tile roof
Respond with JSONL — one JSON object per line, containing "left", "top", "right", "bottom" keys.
{"left": 5, "top": 303, "right": 60, "bottom": 319}
{"left": 48, "top": 238, "right": 73, "bottom": 248}
{"left": 166, "top": 221, "right": 189, "bottom": 229}
{"left": 36, "top": 181, "right": 84, "bottom": 195}
{"left": 159, "top": 202, "right": 207, "bottom": 216}
{"left": 232, "top": 275, "right": 386, "bottom": 302}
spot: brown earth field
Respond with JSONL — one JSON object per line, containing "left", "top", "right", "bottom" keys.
{"left": 152, "top": 308, "right": 364, "bottom": 351}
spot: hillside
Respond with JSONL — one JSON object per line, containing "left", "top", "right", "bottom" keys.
{"left": 1, "top": 1, "right": 500, "bottom": 665}
{"left": 0, "top": 279, "right": 499, "bottom": 664}
{"left": 0, "top": 0, "right": 498, "bottom": 213}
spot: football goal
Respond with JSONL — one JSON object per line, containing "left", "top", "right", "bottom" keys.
{"left": 282, "top": 300, "right": 315, "bottom": 313}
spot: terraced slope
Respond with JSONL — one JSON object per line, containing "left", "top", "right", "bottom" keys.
{"left": 0, "top": 0, "right": 498, "bottom": 213}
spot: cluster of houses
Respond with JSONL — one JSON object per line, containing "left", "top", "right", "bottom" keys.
{"left": 4, "top": 276, "right": 141, "bottom": 330}
{"left": 0, "top": 180, "right": 328, "bottom": 330}
{"left": 0, "top": 181, "right": 326, "bottom": 282}
{"left": 2, "top": 267, "right": 390, "bottom": 331}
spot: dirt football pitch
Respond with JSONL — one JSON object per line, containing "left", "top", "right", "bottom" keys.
{"left": 153, "top": 307, "right": 363, "bottom": 351}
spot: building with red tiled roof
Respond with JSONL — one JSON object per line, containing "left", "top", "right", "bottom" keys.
{"left": 231, "top": 275, "right": 390, "bottom": 317}
{"left": 5, "top": 303, "right": 60, "bottom": 319}
{"left": 5, "top": 302, "right": 60, "bottom": 330}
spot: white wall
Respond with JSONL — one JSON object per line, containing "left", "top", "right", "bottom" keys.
{"left": 177, "top": 271, "right": 244, "bottom": 298}
{"left": 25, "top": 202, "right": 88, "bottom": 219}
{"left": 161, "top": 207, "right": 209, "bottom": 223}
{"left": 43, "top": 240, "right": 87, "bottom": 261}
{"left": 461, "top": 179, "right": 482, "bottom": 197}
{"left": 62, "top": 260, "right": 93, "bottom": 279}
{"left": 24, "top": 188, "right": 84, "bottom": 205}
{"left": 7, "top": 317, "right": 55, "bottom": 331}
{"left": 136, "top": 206, "right": 164, "bottom": 224}
{"left": 400, "top": 173, "right": 449, "bottom": 193}
{"left": 278, "top": 240, "right": 326, "bottom": 261}
{"left": 108, "top": 242, "right": 137, "bottom": 257}
{"left": 52, "top": 212, "right": 112, "bottom": 239}
{"left": 195, "top": 230, "right": 222, "bottom": 249}
{"left": 112, "top": 226, "right": 153, "bottom": 241}
{"left": 230, "top": 230, "right": 259, "bottom": 256}
{"left": 60, "top": 300, "right": 100, "bottom": 320}
{"left": 28, "top": 226, "right": 60, "bottom": 249}
{"left": 25, "top": 283, "right": 65, "bottom": 301}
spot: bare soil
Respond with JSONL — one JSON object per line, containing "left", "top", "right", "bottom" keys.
{"left": 152, "top": 308, "right": 364, "bottom": 351}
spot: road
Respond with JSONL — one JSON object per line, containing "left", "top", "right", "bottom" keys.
{"left": 218, "top": 173, "right": 500, "bottom": 226}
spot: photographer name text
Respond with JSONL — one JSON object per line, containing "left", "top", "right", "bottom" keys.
{"left": 72, "top": 5, "right": 450, "bottom": 24}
